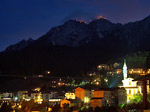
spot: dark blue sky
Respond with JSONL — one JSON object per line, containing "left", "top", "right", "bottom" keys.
{"left": 0, "top": 0, "right": 150, "bottom": 51}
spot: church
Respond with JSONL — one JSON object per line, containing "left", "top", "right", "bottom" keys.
{"left": 121, "top": 60, "right": 142, "bottom": 102}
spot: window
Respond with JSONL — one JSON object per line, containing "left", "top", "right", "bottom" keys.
{"left": 129, "top": 90, "right": 131, "bottom": 94}
{"left": 133, "top": 89, "right": 135, "bottom": 94}
{"left": 129, "top": 82, "right": 131, "bottom": 86}
{"left": 147, "top": 80, "right": 149, "bottom": 84}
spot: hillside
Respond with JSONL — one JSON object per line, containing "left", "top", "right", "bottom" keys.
{"left": 1, "top": 16, "right": 150, "bottom": 76}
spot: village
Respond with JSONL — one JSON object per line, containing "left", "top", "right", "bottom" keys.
{"left": 0, "top": 60, "right": 150, "bottom": 112}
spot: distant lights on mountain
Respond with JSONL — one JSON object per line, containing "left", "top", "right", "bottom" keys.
{"left": 97, "top": 16, "right": 107, "bottom": 20}
{"left": 74, "top": 16, "right": 108, "bottom": 24}
{"left": 75, "top": 19, "right": 87, "bottom": 24}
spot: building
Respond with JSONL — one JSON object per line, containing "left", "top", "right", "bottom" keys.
{"left": 75, "top": 87, "right": 90, "bottom": 103}
{"left": 17, "top": 91, "right": 29, "bottom": 100}
{"left": 65, "top": 92, "right": 76, "bottom": 99}
{"left": 60, "top": 99, "right": 82, "bottom": 108}
{"left": 115, "top": 69, "right": 122, "bottom": 74}
{"left": 97, "top": 64, "right": 109, "bottom": 71}
{"left": 42, "top": 91, "right": 58, "bottom": 102}
{"left": 90, "top": 88, "right": 126, "bottom": 109}
{"left": 1, "top": 92, "right": 14, "bottom": 101}
{"left": 42, "top": 92, "right": 52, "bottom": 102}
{"left": 60, "top": 99, "right": 71, "bottom": 107}
{"left": 90, "top": 98, "right": 102, "bottom": 109}
{"left": 123, "top": 60, "right": 127, "bottom": 79}
{"left": 134, "top": 74, "right": 150, "bottom": 109}
{"left": 31, "top": 92, "right": 43, "bottom": 104}
{"left": 49, "top": 99, "right": 62, "bottom": 105}
{"left": 90, "top": 90, "right": 103, "bottom": 109}
{"left": 121, "top": 60, "right": 142, "bottom": 102}
{"left": 122, "top": 78, "right": 142, "bottom": 102}
{"left": 111, "top": 87, "right": 126, "bottom": 106}
{"left": 128, "top": 68, "right": 145, "bottom": 75}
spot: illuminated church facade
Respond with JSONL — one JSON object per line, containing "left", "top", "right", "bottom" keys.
{"left": 121, "top": 60, "right": 142, "bottom": 102}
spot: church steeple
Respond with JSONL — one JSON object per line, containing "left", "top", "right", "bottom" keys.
{"left": 123, "top": 59, "right": 127, "bottom": 79}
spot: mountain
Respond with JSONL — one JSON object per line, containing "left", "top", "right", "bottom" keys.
{"left": 38, "top": 18, "right": 122, "bottom": 47}
{"left": 122, "top": 15, "right": 150, "bottom": 50}
{"left": 5, "top": 38, "right": 34, "bottom": 52}
{"left": 1, "top": 16, "right": 150, "bottom": 77}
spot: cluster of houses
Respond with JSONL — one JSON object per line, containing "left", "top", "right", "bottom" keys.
{"left": 1, "top": 61, "right": 150, "bottom": 111}
{"left": 96, "top": 63, "right": 150, "bottom": 76}
{"left": 0, "top": 86, "right": 127, "bottom": 111}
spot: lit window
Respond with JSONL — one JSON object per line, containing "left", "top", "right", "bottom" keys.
{"left": 129, "top": 82, "right": 131, "bottom": 85}
{"left": 133, "top": 89, "right": 135, "bottom": 94}
{"left": 147, "top": 80, "right": 149, "bottom": 84}
{"left": 129, "top": 90, "right": 131, "bottom": 94}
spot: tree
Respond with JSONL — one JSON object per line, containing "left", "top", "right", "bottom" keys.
{"left": 130, "top": 94, "right": 142, "bottom": 103}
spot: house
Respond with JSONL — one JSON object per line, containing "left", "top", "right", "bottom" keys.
{"left": 31, "top": 92, "right": 43, "bottom": 104}
{"left": 97, "top": 64, "right": 109, "bottom": 71}
{"left": 90, "top": 98, "right": 102, "bottom": 109}
{"left": 111, "top": 87, "right": 126, "bottom": 106}
{"left": 65, "top": 92, "right": 75, "bottom": 99}
{"left": 17, "top": 91, "right": 29, "bottom": 100}
{"left": 60, "top": 99, "right": 71, "bottom": 107}
{"left": 75, "top": 87, "right": 90, "bottom": 103}
{"left": 42, "top": 91, "right": 58, "bottom": 102}
{"left": 128, "top": 68, "right": 145, "bottom": 75}
{"left": 60, "top": 98, "right": 82, "bottom": 108}
{"left": 42, "top": 92, "right": 52, "bottom": 102}
{"left": 1, "top": 92, "right": 14, "bottom": 101}
{"left": 90, "top": 88, "right": 126, "bottom": 109}
{"left": 49, "top": 99, "right": 62, "bottom": 105}
{"left": 90, "top": 89, "right": 111, "bottom": 109}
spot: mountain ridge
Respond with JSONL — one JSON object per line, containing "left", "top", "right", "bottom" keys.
{"left": 1, "top": 15, "right": 150, "bottom": 76}
{"left": 4, "top": 17, "right": 122, "bottom": 51}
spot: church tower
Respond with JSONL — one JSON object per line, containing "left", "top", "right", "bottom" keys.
{"left": 121, "top": 60, "right": 142, "bottom": 103}
{"left": 123, "top": 59, "right": 127, "bottom": 80}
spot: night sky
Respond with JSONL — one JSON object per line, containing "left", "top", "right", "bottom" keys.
{"left": 0, "top": 0, "right": 150, "bottom": 51}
